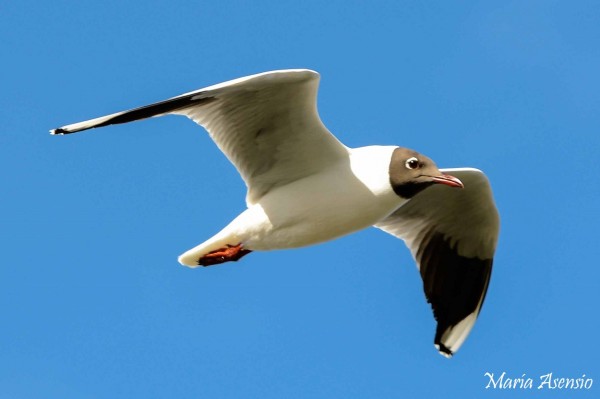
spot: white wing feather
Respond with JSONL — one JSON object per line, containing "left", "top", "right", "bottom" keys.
{"left": 375, "top": 168, "right": 500, "bottom": 357}
{"left": 51, "top": 69, "right": 349, "bottom": 204}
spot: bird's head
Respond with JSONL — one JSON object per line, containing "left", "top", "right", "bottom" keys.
{"left": 389, "top": 147, "right": 464, "bottom": 199}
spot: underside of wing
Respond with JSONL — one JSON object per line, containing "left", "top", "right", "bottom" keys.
{"left": 375, "top": 168, "right": 500, "bottom": 357}
{"left": 51, "top": 69, "right": 349, "bottom": 204}
{"left": 174, "top": 70, "right": 349, "bottom": 204}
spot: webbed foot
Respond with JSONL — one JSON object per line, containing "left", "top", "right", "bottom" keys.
{"left": 198, "top": 243, "right": 252, "bottom": 266}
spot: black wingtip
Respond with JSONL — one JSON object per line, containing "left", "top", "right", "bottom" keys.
{"left": 50, "top": 128, "right": 68, "bottom": 135}
{"left": 435, "top": 342, "right": 454, "bottom": 358}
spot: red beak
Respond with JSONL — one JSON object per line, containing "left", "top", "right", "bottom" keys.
{"left": 431, "top": 173, "right": 464, "bottom": 188}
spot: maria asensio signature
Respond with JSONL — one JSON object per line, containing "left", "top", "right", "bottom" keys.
{"left": 484, "top": 372, "right": 593, "bottom": 390}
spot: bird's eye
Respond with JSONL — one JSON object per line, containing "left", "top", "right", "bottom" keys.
{"left": 405, "top": 157, "right": 419, "bottom": 170}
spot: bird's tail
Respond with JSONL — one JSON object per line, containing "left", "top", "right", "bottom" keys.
{"left": 178, "top": 225, "right": 246, "bottom": 268}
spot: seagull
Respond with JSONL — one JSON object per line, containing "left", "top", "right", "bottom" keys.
{"left": 51, "top": 69, "right": 500, "bottom": 357}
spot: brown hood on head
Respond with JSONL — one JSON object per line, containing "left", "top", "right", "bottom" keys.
{"left": 389, "top": 147, "right": 463, "bottom": 199}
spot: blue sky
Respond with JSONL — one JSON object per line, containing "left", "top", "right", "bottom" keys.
{"left": 2, "top": 1, "right": 599, "bottom": 397}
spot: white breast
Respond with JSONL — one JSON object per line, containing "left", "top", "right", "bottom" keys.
{"left": 231, "top": 145, "right": 405, "bottom": 250}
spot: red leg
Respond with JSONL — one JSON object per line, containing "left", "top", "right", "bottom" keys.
{"left": 198, "top": 243, "right": 252, "bottom": 266}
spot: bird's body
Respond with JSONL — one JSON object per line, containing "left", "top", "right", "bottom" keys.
{"left": 51, "top": 69, "right": 500, "bottom": 357}
{"left": 180, "top": 145, "right": 406, "bottom": 263}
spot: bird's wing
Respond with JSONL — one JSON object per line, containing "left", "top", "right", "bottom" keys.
{"left": 51, "top": 69, "right": 349, "bottom": 204}
{"left": 374, "top": 168, "right": 500, "bottom": 357}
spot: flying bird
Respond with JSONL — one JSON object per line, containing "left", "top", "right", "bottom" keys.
{"left": 51, "top": 69, "right": 500, "bottom": 357}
